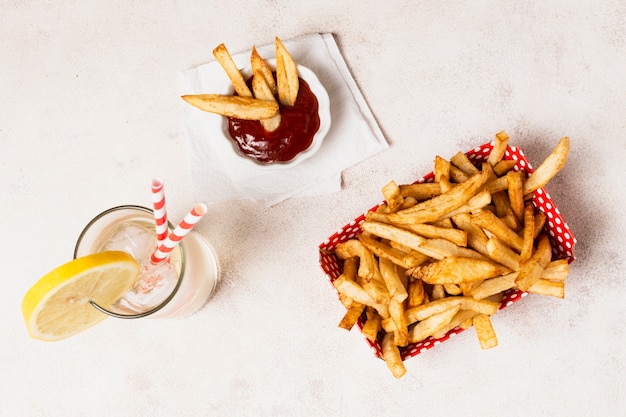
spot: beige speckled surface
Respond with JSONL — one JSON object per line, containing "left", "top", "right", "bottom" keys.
{"left": 1, "top": 1, "right": 625, "bottom": 416}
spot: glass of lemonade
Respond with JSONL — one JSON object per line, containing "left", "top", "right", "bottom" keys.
{"left": 74, "top": 205, "right": 219, "bottom": 319}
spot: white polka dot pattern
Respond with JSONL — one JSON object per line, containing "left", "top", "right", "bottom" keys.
{"left": 318, "top": 142, "right": 577, "bottom": 361}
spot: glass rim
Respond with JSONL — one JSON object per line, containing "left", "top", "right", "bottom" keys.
{"left": 73, "top": 204, "right": 186, "bottom": 319}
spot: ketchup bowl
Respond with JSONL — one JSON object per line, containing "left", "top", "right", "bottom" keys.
{"left": 221, "top": 60, "right": 331, "bottom": 169}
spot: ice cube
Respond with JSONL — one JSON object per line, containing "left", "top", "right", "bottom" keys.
{"left": 99, "top": 222, "right": 156, "bottom": 262}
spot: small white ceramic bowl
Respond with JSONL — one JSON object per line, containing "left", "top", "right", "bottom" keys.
{"left": 220, "top": 60, "right": 331, "bottom": 170}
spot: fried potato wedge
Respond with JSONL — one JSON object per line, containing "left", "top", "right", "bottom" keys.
{"left": 250, "top": 46, "right": 276, "bottom": 95}
{"left": 251, "top": 72, "right": 281, "bottom": 131}
{"left": 212, "top": 43, "right": 253, "bottom": 98}
{"left": 410, "top": 257, "right": 510, "bottom": 285}
{"left": 181, "top": 94, "right": 278, "bottom": 120}
{"left": 275, "top": 37, "right": 299, "bottom": 106}
{"left": 523, "top": 137, "right": 570, "bottom": 196}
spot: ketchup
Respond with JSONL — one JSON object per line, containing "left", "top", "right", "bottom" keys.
{"left": 227, "top": 78, "right": 320, "bottom": 164}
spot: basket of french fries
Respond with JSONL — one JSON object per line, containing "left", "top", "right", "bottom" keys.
{"left": 319, "top": 132, "right": 576, "bottom": 378}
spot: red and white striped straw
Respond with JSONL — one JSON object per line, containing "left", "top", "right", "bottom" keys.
{"left": 150, "top": 203, "right": 208, "bottom": 264}
{"left": 151, "top": 178, "right": 168, "bottom": 246}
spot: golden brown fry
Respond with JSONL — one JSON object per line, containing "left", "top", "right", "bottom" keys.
{"left": 450, "top": 151, "right": 480, "bottom": 176}
{"left": 399, "top": 182, "right": 442, "bottom": 200}
{"left": 360, "top": 221, "right": 426, "bottom": 253}
{"left": 473, "top": 314, "right": 498, "bottom": 349}
{"left": 523, "top": 137, "right": 570, "bottom": 196}
{"left": 470, "top": 272, "right": 518, "bottom": 300}
{"left": 409, "top": 304, "right": 461, "bottom": 343}
{"left": 361, "top": 307, "right": 382, "bottom": 342}
{"left": 507, "top": 170, "right": 526, "bottom": 222}
{"left": 275, "top": 37, "right": 299, "bottom": 106}
{"left": 527, "top": 279, "right": 565, "bottom": 298}
{"left": 379, "top": 257, "right": 408, "bottom": 303}
{"left": 333, "top": 275, "right": 376, "bottom": 307}
{"left": 444, "top": 283, "right": 462, "bottom": 296}
{"left": 486, "top": 236, "right": 521, "bottom": 271}
{"left": 181, "top": 94, "right": 278, "bottom": 120}
{"left": 212, "top": 43, "right": 253, "bottom": 98}
{"left": 515, "top": 260, "right": 544, "bottom": 292}
{"left": 452, "top": 213, "right": 490, "bottom": 257}
{"left": 411, "top": 256, "right": 510, "bottom": 285}
{"left": 434, "top": 156, "right": 453, "bottom": 192}
{"left": 532, "top": 234, "right": 553, "bottom": 268}
{"left": 491, "top": 190, "right": 511, "bottom": 218}
{"left": 487, "top": 130, "right": 510, "bottom": 166}
{"left": 386, "top": 168, "right": 491, "bottom": 225}
{"left": 533, "top": 211, "right": 547, "bottom": 238}
{"left": 493, "top": 159, "right": 519, "bottom": 177}
{"left": 419, "top": 238, "right": 486, "bottom": 261}
{"left": 541, "top": 259, "right": 570, "bottom": 281}
{"left": 431, "top": 309, "right": 479, "bottom": 339}
{"left": 389, "top": 222, "right": 467, "bottom": 247}
{"left": 381, "top": 180, "right": 403, "bottom": 212}
{"left": 389, "top": 299, "right": 409, "bottom": 346}
{"left": 382, "top": 332, "right": 407, "bottom": 379}
{"left": 250, "top": 46, "right": 276, "bottom": 95}
{"left": 251, "top": 71, "right": 281, "bottom": 131}
{"left": 358, "top": 234, "right": 427, "bottom": 269}
{"left": 335, "top": 239, "right": 377, "bottom": 281}
{"left": 338, "top": 302, "right": 365, "bottom": 330}
{"left": 431, "top": 284, "right": 446, "bottom": 300}
{"left": 471, "top": 209, "right": 524, "bottom": 252}
{"left": 519, "top": 202, "right": 536, "bottom": 263}
{"left": 406, "top": 279, "right": 426, "bottom": 308}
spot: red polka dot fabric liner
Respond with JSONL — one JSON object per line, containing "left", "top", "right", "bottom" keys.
{"left": 318, "top": 141, "right": 576, "bottom": 361}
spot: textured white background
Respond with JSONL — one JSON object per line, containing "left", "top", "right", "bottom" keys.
{"left": 1, "top": 1, "right": 625, "bottom": 416}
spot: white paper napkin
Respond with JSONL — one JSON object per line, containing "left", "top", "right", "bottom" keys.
{"left": 180, "top": 33, "right": 388, "bottom": 206}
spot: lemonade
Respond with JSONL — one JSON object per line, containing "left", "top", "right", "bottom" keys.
{"left": 74, "top": 205, "right": 218, "bottom": 318}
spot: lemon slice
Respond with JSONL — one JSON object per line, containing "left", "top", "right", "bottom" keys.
{"left": 22, "top": 251, "right": 139, "bottom": 341}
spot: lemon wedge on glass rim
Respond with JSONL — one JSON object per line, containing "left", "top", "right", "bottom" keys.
{"left": 22, "top": 251, "right": 139, "bottom": 342}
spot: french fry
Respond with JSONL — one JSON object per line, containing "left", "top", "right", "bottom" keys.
{"left": 434, "top": 156, "right": 453, "bottom": 192}
{"left": 486, "top": 236, "right": 521, "bottom": 271}
{"left": 382, "top": 332, "right": 407, "bottom": 379}
{"left": 418, "top": 238, "right": 486, "bottom": 261}
{"left": 409, "top": 304, "right": 461, "bottom": 343}
{"left": 451, "top": 151, "right": 480, "bottom": 176}
{"left": 399, "top": 183, "right": 442, "bottom": 201}
{"left": 514, "top": 260, "right": 544, "bottom": 292}
{"left": 507, "top": 170, "right": 526, "bottom": 221}
{"left": 360, "top": 221, "right": 426, "bottom": 253}
{"left": 212, "top": 43, "right": 253, "bottom": 98}
{"left": 411, "top": 256, "right": 510, "bottom": 285}
{"left": 361, "top": 307, "right": 382, "bottom": 342}
{"left": 378, "top": 257, "right": 408, "bottom": 303}
{"left": 250, "top": 46, "right": 276, "bottom": 95}
{"left": 338, "top": 302, "right": 365, "bottom": 330}
{"left": 519, "top": 202, "right": 536, "bottom": 263}
{"left": 251, "top": 71, "right": 281, "bottom": 131}
{"left": 487, "top": 130, "right": 510, "bottom": 166}
{"left": 527, "top": 279, "right": 565, "bottom": 298}
{"left": 471, "top": 209, "right": 524, "bottom": 252}
{"left": 431, "top": 309, "right": 479, "bottom": 339}
{"left": 358, "top": 234, "right": 428, "bottom": 269}
{"left": 275, "top": 37, "right": 299, "bottom": 106}
{"left": 541, "top": 259, "right": 570, "bottom": 281}
{"left": 493, "top": 159, "right": 519, "bottom": 177}
{"left": 389, "top": 299, "right": 409, "bottom": 346}
{"left": 385, "top": 168, "right": 491, "bottom": 225}
{"left": 470, "top": 272, "right": 518, "bottom": 300}
{"left": 395, "top": 222, "right": 467, "bottom": 247}
{"left": 523, "top": 137, "right": 570, "bottom": 196}
{"left": 181, "top": 94, "right": 279, "bottom": 120}
{"left": 406, "top": 278, "right": 426, "bottom": 308}
{"left": 473, "top": 314, "right": 498, "bottom": 349}
{"left": 335, "top": 239, "right": 377, "bottom": 281}
{"left": 381, "top": 180, "right": 403, "bottom": 212}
